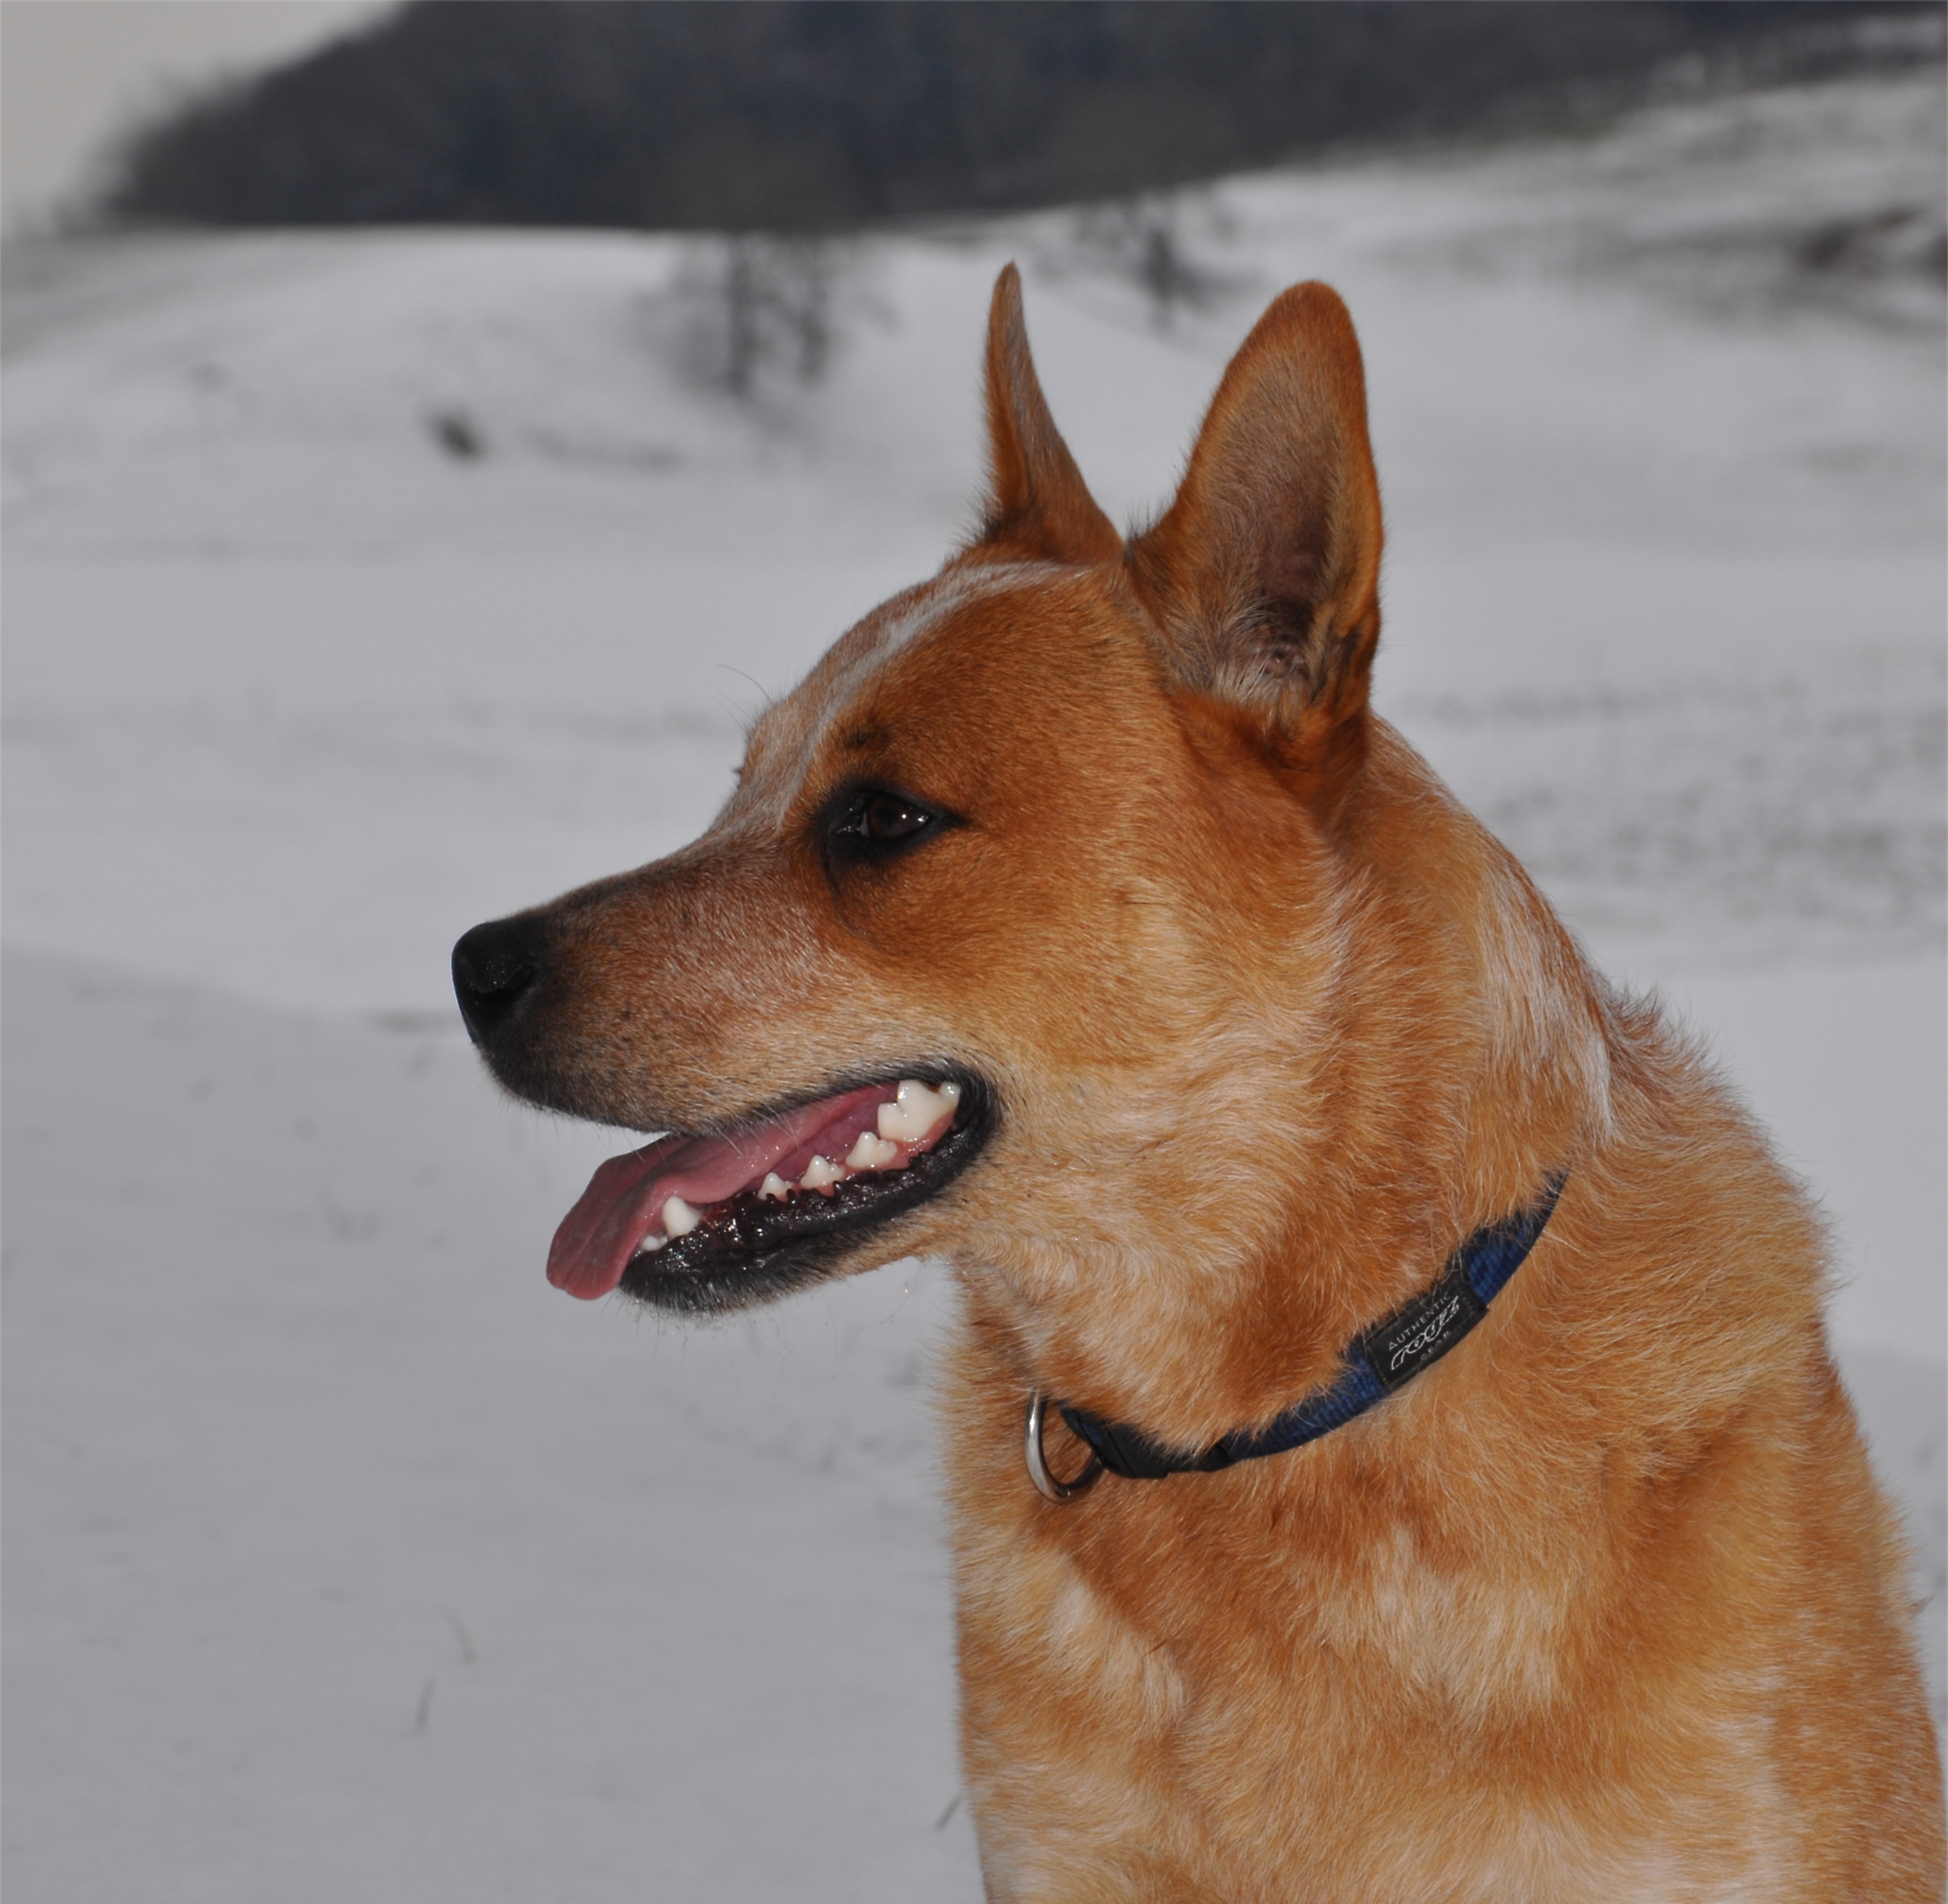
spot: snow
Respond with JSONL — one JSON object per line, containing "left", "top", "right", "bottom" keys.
{"left": 5, "top": 71, "right": 1943, "bottom": 1898}
{"left": 3, "top": 951, "right": 978, "bottom": 1901}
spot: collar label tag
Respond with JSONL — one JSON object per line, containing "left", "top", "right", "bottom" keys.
{"left": 1356, "top": 1264, "right": 1487, "bottom": 1392}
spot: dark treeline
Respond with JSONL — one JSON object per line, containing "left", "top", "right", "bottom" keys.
{"left": 107, "top": 1, "right": 1940, "bottom": 233}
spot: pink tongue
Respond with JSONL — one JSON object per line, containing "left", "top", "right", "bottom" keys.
{"left": 547, "top": 1084, "right": 891, "bottom": 1300}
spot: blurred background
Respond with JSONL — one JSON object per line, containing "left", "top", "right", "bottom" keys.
{"left": 5, "top": 5, "right": 1943, "bottom": 1899}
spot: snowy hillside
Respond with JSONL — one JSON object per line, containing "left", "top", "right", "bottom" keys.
{"left": 6, "top": 71, "right": 1943, "bottom": 1901}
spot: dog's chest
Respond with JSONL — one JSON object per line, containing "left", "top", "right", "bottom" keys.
{"left": 951, "top": 1467, "right": 1794, "bottom": 1903}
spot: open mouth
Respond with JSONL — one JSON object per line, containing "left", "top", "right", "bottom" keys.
{"left": 548, "top": 1073, "right": 990, "bottom": 1312}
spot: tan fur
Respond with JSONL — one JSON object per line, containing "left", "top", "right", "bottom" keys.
{"left": 483, "top": 267, "right": 1944, "bottom": 1898}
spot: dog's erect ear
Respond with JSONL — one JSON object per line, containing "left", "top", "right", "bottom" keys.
{"left": 968, "top": 264, "right": 1121, "bottom": 566}
{"left": 1129, "top": 282, "right": 1383, "bottom": 785}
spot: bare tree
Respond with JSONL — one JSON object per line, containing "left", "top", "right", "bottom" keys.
{"left": 689, "top": 235, "right": 840, "bottom": 398}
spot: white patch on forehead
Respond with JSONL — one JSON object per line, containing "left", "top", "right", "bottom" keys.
{"left": 745, "top": 559, "right": 1058, "bottom": 825}
{"left": 828, "top": 558, "right": 1046, "bottom": 701}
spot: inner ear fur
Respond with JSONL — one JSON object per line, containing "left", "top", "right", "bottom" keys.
{"left": 966, "top": 263, "right": 1121, "bottom": 567}
{"left": 1128, "top": 282, "right": 1383, "bottom": 785}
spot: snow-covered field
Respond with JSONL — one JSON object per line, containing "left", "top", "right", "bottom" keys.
{"left": 6, "top": 72, "right": 1943, "bottom": 1900}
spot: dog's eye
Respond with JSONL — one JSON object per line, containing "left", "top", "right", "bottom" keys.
{"left": 823, "top": 785, "right": 953, "bottom": 866}
{"left": 853, "top": 793, "right": 930, "bottom": 841}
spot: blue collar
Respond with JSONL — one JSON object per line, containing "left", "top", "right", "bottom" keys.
{"left": 1057, "top": 1174, "right": 1566, "bottom": 1483}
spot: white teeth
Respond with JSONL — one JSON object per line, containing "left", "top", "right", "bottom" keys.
{"left": 799, "top": 1155, "right": 846, "bottom": 1191}
{"left": 876, "top": 1078, "right": 961, "bottom": 1144}
{"left": 634, "top": 1232, "right": 666, "bottom": 1256}
{"left": 846, "top": 1131, "right": 900, "bottom": 1170}
{"left": 660, "top": 1195, "right": 700, "bottom": 1238}
{"left": 757, "top": 1172, "right": 792, "bottom": 1201}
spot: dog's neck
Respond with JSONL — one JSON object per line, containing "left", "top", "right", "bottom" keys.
{"left": 971, "top": 721, "right": 1611, "bottom": 1460}
{"left": 1054, "top": 1171, "right": 1567, "bottom": 1484}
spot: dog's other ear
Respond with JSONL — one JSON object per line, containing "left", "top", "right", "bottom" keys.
{"left": 968, "top": 264, "right": 1121, "bottom": 566}
{"left": 1129, "top": 282, "right": 1382, "bottom": 790}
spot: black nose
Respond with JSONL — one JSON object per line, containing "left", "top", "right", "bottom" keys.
{"left": 451, "top": 915, "right": 546, "bottom": 1042}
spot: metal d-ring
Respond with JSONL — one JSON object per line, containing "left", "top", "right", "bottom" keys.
{"left": 1025, "top": 1390, "right": 1103, "bottom": 1503}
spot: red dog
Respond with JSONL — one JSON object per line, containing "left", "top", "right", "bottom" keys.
{"left": 455, "top": 269, "right": 1943, "bottom": 1899}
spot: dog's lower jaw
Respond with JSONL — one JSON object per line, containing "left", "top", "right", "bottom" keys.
{"left": 617, "top": 1210, "right": 966, "bottom": 1316}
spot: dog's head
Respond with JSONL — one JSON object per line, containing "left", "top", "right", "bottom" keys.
{"left": 455, "top": 269, "right": 1599, "bottom": 1442}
